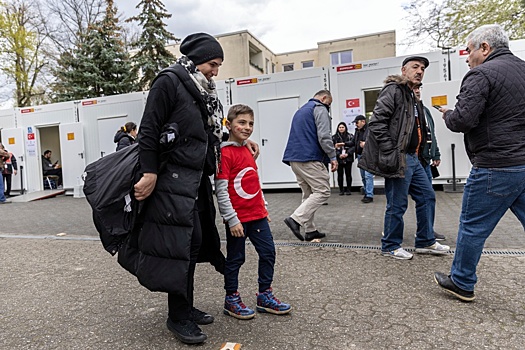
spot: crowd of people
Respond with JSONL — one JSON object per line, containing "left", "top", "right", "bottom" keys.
{"left": 90, "top": 23, "right": 525, "bottom": 345}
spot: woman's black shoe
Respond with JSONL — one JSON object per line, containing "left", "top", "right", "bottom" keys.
{"left": 190, "top": 306, "right": 214, "bottom": 325}
{"left": 166, "top": 318, "right": 207, "bottom": 344}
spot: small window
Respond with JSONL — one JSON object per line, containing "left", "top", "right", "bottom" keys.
{"left": 272, "top": 63, "right": 276, "bottom": 73}
{"left": 265, "top": 58, "right": 270, "bottom": 74}
{"left": 283, "top": 63, "right": 294, "bottom": 72}
{"left": 330, "top": 50, "right": 353, "bottom": 66}
{"left": 302, "top": 61, "right": 314, "bottom": 69}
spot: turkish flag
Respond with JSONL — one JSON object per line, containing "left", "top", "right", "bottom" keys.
{"left": 346, "top": 98, "right": 360, "bottom": 108}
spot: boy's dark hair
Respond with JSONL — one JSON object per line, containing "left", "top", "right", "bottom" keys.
{"left": 227, "top": 104, "right": 254, "bottom": 122}
{"left": 44, "top": 150, "right": 52, "bottom": 156}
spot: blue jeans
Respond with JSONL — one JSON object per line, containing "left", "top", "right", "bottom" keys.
{"left": 382, "top": 153, "right": 436, "bottom": 251}
{"left": 418, "top": 164, "right": 436, "bottom": 233}
{"left": 357, "top": 155, "right": 374, "bottom": 198}
{"left": 224, "top": 218, "right": 276, "bottom": 294}
{"left": 0, "top": 172, "right": 6, "bottom": 202}
{"left": 451, "top": 165, "right": 525, "bottom": 291}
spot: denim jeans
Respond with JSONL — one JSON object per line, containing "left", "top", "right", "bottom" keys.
{"left": 418, "top": 164, "right": 436, "bottom": 233}
{"left": 451, "top": 165, "right": 525, "bottom": 291}
{"left": 224, "top": 217, "right": 276, "bottom": 294}
{"left": 357, "top": 155, "right": 374, "bottom": 198}
{"left": 382, "top": 153, "right": 436, "bottom": 252}
{"left": 0, "top": 172, "right": 6, "bottom": 202}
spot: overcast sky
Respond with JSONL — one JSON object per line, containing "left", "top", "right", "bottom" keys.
{"left": 114, "top": 0, "right": 426, "bottom": 56}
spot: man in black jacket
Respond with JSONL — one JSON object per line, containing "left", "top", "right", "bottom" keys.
{"left": 434, "top": 24, "right": 525, "bottom": 302}
{"left": 358, "top": 56, "right": 450, "bottom": 260}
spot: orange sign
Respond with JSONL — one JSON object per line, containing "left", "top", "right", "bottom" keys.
{"left": 337, "top": 64, "right": 363, "bottom": 72}
{"left": 8, "top": 137, "right": 15, "bottom": 145}
{"left": 67, "top": 132, "right": 75, "bottom": 141}
{"left": 431, "top": 95, "right": 448, "bottom": 106}
{"left": 237, "top": 78, "right": 258, "bottom": 85}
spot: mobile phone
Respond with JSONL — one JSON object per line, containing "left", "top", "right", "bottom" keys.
{"left": 432, "top": 105, "right": 442, "bottom": 110}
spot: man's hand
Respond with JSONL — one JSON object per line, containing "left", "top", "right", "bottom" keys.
{"left": 340, "top": 153, "right": 348, "bottom": 159}
{"left": 335, "top": 142, "right": 345, "bottom": 148}
{"left": 13, "top": 170, "right": 17, "bottom": 175}
{"left": 330, "top": 160, "right": 338, "bottom": 172}
{"left": 245, "top": 139, "right": 260, "bottom": 160}
{"left": 440, "top": 108, "right": 450, "bottom": 120}
{"left": 359, "top": 141, "right": 365, "bottom": 148}
{"left": 230, "top": 223, "right": 244, "bottom": 237}
{"left": 432, "top": 160, "right": 441, "bottom": 167}
{"left": 134, "top": 173, "right": 157, "bottom": 201}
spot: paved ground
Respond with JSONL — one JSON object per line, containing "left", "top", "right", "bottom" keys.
{"left": 2, "top": 189, "right": 525, "bottom": 349}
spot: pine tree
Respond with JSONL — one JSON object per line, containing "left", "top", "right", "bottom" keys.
{"left": 126, "top": 0, "right": 179, "bottom": 90}
{"left": 52, "top": 0, "right": 137, "bottom": 101}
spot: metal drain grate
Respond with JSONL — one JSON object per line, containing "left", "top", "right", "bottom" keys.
{"left": 3, "top": 234, "right": 525, "bottom": 256}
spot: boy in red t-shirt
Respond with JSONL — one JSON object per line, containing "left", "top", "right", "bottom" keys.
{"left": 215, "top": 104, "right": 291, "bottom": 320}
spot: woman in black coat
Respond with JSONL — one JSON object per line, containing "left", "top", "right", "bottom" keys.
{"left": 332, "top": 122, "right": 355, "bottom": 195}
{"left": 113, "top": 121, "right": 137, "bottom": 151}
{"left": 119, "top": 33, "right": 257, "bottom": 345}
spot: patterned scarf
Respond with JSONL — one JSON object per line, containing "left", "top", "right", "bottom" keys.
{"left": 177, "top": 55, "right": 224, "bottom": 141}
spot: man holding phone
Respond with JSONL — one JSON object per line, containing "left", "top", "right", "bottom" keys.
{"left": 434, "top": 24, "right": 525, "bottom": 301}
{"left": 42, "top": 149, "right": 63, "bottom": 187}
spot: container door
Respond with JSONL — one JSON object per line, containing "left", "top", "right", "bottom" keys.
{"left": 258, "top": 97, "right": 299, "bottom": 184}
{"left": 98, "top": 116, "right": 128, "bottom": 158}
{"left": 59, "top": 123, "right": 85, "bottom": 188}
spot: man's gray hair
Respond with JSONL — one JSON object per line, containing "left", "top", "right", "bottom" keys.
{"left": 313, "top": 89, "right": 331, "bottom": 99}
{"left": 467, "top": 24, "right": 509, "bottom": 50}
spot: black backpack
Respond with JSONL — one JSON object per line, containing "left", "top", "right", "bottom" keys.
{"left": 83, "top": 144, "right": 142, "bottom": 255}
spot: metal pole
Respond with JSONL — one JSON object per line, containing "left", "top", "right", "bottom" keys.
{"left": 451, "top": 144, "right": 456, "bottom": 192}
{"left": 20, "top": 165, "right": 25, "bottom": 195}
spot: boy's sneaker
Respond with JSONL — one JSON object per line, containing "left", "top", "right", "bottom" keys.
{"left": 256, "top": 288, "right": 292, "bottom": 315}
{"left": 415, "top": 242, "right": 450, "bottom": 255}
{"left": 224, "top": 292, "right": 255, "bottom": 320}
{"left": 381, "top": 247, "right": 413, "bottom": 260}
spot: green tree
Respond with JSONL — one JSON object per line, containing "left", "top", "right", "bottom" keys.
{"left": 0, "top": 0, "right": 50, "bottom": 107}
{"left": 126, "top": 0, "right": 178, "bottom": 91}
{"left": 404, "top": 0, "right": 525, "bottom": 49}
{"left": 52, "top": 0, "right": 137, "bottom": 101}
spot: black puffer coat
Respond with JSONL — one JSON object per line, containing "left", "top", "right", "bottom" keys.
{"left": 358, "top": 75, "right": 427, "bottom": 178}
{"left": 117, "top": 63, "right": 224, "bottom": 294}
{"left": 444, "top": 48, "right": 525, "bottom": 168}
{"left": 114, "top": 131, "right": 135, "bottom": 151}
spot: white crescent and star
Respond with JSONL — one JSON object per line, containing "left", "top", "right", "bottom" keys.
{"left": 234, "top": 167, "right": 260, "bottom": 199}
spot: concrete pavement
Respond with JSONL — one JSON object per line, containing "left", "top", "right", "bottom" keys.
{"left": 2, "top": 190, "right": 525, "bottom": 349}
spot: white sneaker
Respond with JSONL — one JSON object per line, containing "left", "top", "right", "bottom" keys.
{"left": 415, "top": 242, "right": 450, "bottom": 255}
{"left": 381, "top": 247, "right": 413, "bottom": 260}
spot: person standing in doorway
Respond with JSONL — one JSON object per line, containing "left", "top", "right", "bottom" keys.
{"left": 282, "top": 90, "right": 337, "bottom": 242}
{"left": 353, "top": 115, "right": 374, "bottom": 203}
{"left": 332, "top": 122, "right": 355, "bottom": 195}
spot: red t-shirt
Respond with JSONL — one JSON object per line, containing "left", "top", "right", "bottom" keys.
{"left": 216, "top": 145, "right": 268, "bottom": 223}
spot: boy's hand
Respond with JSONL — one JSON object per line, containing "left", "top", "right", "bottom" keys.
{"left": 267, "top": 215, "right": 272, "bottom": 223}
{"left": 230, "top": 223, "right": 244, "bottom": 237}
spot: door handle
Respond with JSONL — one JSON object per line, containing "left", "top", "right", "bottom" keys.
{"left": 78, "top": 152, "right": 84, "bottom": 159}
{"left": 101, "top": 151, "right": 105, "bottom": 158}
{"left": 262, "top": 138, "right": 268, "bottom": 146}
